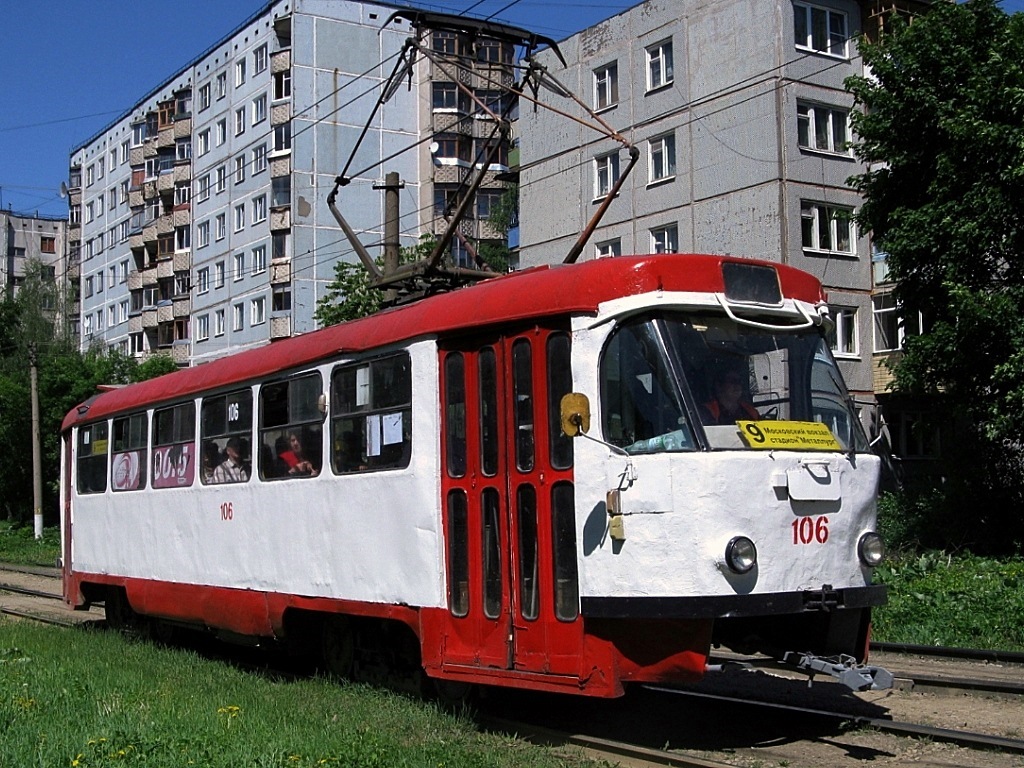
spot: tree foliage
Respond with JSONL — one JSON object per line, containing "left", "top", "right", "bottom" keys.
{"left": 846, "top": 0, "right": 1024, "bottom": 551}
{"left": 0, "top": 261, "right": 177, "bottom": 523}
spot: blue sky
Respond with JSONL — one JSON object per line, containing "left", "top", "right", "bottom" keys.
{"left": 1, "top": 0, "right": 1021, "bottom": 218}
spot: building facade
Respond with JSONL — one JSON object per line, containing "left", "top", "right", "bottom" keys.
{"left": 68, "top": 0, "right": 514, "bottom": 365}
{"left": 2, "top": 210, "right": 74, "bottom": 335}
{"left": 517, "top": 0, "right": 886, "bottom": 425}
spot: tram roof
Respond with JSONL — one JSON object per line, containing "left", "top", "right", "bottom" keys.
{"left": 63, "top": 253, "right": 824, "bottom": 430}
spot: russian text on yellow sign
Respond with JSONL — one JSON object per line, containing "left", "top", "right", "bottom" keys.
{"left": 737, "top": 420, "right": 842, "bottom": 451}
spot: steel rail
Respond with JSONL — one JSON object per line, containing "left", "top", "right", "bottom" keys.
{"left": 648, "top": 686, "right": 1024, "bottom": 755}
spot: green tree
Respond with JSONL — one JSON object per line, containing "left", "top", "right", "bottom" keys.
{"left": 314, "top": 235, "right": 437, "bottom": 326}
{"left": 846, "top": 0, "right": 1024, "bottom": 551}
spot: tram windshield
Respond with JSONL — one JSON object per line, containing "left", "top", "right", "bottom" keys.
{"left": 600, "top": 312, "right": 870, "bottom": 454}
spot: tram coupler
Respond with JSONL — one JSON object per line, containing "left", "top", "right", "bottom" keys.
{"left": 781, "top": 651, "right": 894, "bottom": 692}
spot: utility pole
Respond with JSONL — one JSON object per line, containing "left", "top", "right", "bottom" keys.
{"left": 29, "top": 342, "right": 43, "bottom": 539}
{"left": 374, "top": 172, "right": 404, "bottom": 303}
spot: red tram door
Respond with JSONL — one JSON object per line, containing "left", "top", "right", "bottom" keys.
{"left": 439, "top": 326, "right": 582, "bottom": 679}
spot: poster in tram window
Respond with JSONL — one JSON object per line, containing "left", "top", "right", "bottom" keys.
{"left": 111, "top": 451, "right": 142, "bottom": 491}
{"left": 152, "top": 444, "right": 196, "bottom": 488}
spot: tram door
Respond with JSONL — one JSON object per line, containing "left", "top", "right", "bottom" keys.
{"left": 439, "top": 326, "right": 582, "bottom": 677}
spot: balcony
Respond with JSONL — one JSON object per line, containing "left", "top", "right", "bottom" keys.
{"left": 157, "top": 303, "right": 173, "bottom": 323}
{"left": 173, "top": 251, "right": 191, "bottom": 272}
{"left": 172, "top": 296, "right": 191, "bottom": 318}
{"left": 270, "top": 207, "right": 291, "bottom": 231}
{"left": 270, "top": 155, "right": 290, "bottom": 177}
{"left": 157, "top": 126, "right": 175, "bottom": 149}
{"left": 128, "top": 314, "right": 143, "bottom": 333}
{"left": 270, "top": 258, "right": 291, "bottom": 284}
{"left": 169, "top": 343, "right": 191, "bottom": 365}
{"left": 270, "top": 315, "right": 291, "bottom": 340}
{"left": 127, "top": 271, "right": 143, "bottom": 291}
{"left": 156, "top": 258, "right": 174, "bottom": 279}
{"left": 129, "top": 145, "right": 145, "bottom": 166}
{"left": 174, "top": 118, "right": 192, "bottom": 139}
{"left": 142, "top": 308, "right": 158, "bottom": 328}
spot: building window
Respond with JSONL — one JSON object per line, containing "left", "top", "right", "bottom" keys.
{"left": 273, "top": 70, "right": 291, "bottom": 101}
{"left": 233, "top": 303, "right": 244, "bottom": 331}
{"left": 252, "top": 195, "right": 267, "bottom": 224}
{"left": 649, "top": 133, "right": 676, "bottom": 183}
{"left": 272, "top": 177, "right": 291, "bottom": 208}
{"left": 119, "top": 260, "right": 129, "bottom": 283}
{"left": 216, "top": 72, "right": 227, "bottom": 99}
{"left": 252, "top": 144, "right": 267, "bottom": 175}
{"left": 216, "top": 165, "right": 227, "bottom": 193}
{"left": 251, "top": 296, "right": 266, "bottom": 326}
{"left": 197, "top": 314, "right": 210, "bottom": 341}
{"left": 174, "top": 182, "right": 191, "bottom": 206}
{"left": 872, "top": 293, "right": 927, "bottom": 352}
{"left": 216, "top": 118, "right": 227, "bottom": 147}
{"left": 594, "top": 63, "right": 618, "bottom": 110}
{"left": 434, "top": 29, "right": 458, "bottom": 54}
{"left": 214, "top": 308, "right": 225, "bottom": 336}
{"left": 234, "top": 204, "right": 246, "bottom": 233}
{"left": 215, "top": 213, "right": 226, "bottom": 241}
{"left": 595, "top": 153, "right": 620, "bottom": 199}
{"left": 235, "top": 107, "right": 246, "bottom": 136}
{"left": 596, "top": 239, "right": 621, "bottom": 258}
{"left": 432, "top": 82, "right": 460, "bottom": 111}
{"left": 252, "top": 93, "right": 267, "bottom": 125}
{"left": 197, "top": 129, "right": 210, "bottom": 156}
{"left": 175, "top": 225, "right": 190, "bottom": 251}
{"left": 198, "top": 83, "right": 211, "bottom": 111}
{"left": 197, "top": 221, "right": 210, "bottom": 249}
{"left": 797, "top": 102, "right": 851, "bottom": 154}
{"left": 273, "top": 232, "right": 290, "bottom": 260}
{"left": 234, "top": 157, "right": 246, "bottom": 185}
{"left": 890, "top": 411, "right": 940, "bottom": 460}
{"left": 234, "top": 252, "right": 245, "bottom": 280}
{"left": 272, "top": 285, "right": 291, "bottom": 312}
{"left": 197, "top": 174, "right": 211, "bottom": 203}
{"left": 120, "top": 140, "right": 130, "bottom": 164}
{"left": 119, "top": 180, "right": 129, "bottom": 204}
{"left": 235, "top": 59, "right": 246, "bottom": 87}
{"left": 197, "top": 267, "right": 210, "bottom": 293}
{"left": 40, "top": 236, "right": 56, "bottom": 254}
{"left": 215, "top": 261, "right": 226, "bottom": 288}
{"left": 273, "top": 123, "right": 291, "bottom": 152}
{"left": 801, "top": 201, "right": 855, "bottom": 255}
{"left": 646, "top": 40, "right": 674, "bottom": 91}
{"left": 651, "top": 224, "right": 678, "bottom": 253}
{"left": 827, "top": 305, "right": 858, "bottom": 357}
{"left": 253, "top": 44, "right": 268, "bottom": 74}
{"left": 794, "top": 2, "right": 848, "bottom": 58}
{"left": 252, "top": 245, "right": 267, "bottom": 275}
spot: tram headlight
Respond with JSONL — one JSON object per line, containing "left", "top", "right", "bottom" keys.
{"left": 858, "top": 532, "right": 886, "bottom": 567}
{"left": 725, "top": 536, "right": 757, "bottom": 574}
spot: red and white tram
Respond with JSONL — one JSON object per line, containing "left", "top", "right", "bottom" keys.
{"left": 61, "top": 254, "right": 889, "bottom": 697}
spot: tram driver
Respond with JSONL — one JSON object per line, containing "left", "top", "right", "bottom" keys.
{"left": 700, "top": 366, "right": 760, "bottom": 425}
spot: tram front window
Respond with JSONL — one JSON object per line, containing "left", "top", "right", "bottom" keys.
{"left": 600, "top": 313, "right": 869, "bottom": 453}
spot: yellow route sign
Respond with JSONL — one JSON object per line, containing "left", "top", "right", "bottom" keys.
{"left": 737, "top": 420, "right": 842, "bottom": 451}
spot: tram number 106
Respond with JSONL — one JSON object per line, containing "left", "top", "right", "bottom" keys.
{"left": 220, "top": 502, "right": 234, "bottom": 521}
{"left": 791, "top": 515, "right": 828, "bottom": 545}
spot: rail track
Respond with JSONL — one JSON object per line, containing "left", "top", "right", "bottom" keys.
{"left": 4, "top": 562, "right": 1024, "bottom": 768}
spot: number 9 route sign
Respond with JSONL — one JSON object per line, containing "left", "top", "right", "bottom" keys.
{"left": 738, "top": 420, "right": 842, "bottom": 451}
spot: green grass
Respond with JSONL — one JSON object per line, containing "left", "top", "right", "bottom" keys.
{"left": 0, "top": 620, "right": 592, "bottom": 768}
{"left": 0, "top": 520, "right": 60, "bottom": 567}
{"left": 871, "top": 551, "right": 1024, "bottom": 651}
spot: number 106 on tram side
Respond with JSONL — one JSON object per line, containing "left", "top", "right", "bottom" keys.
{"left": 61, "top": 254, "right": 891, "bottom": 698}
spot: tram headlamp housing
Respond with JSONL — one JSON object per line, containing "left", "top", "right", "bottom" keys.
{"left": 725, "top": 536, "right": 757, "bottom": 574}
{"left": 858, "top": 532, "right": 886, "bottom": 567}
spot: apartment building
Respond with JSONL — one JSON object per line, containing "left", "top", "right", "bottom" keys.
{"left": 2, "top": 210, "right": 74, "bottom": 335}
{"left": 68, "top": 0, "right": 515, "bottom": 365}
{"left": 516, "top": 0, "right": 916, "bottom": 435}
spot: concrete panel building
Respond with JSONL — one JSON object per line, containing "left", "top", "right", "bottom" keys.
{"left": 517, "top": 0, "right": 881, "bottom": 413}
{"left": 2, "top": 210, "right": 74, "bottom": 335}
{"left": 68, "top": 0, "right": 515, "bottom": 365}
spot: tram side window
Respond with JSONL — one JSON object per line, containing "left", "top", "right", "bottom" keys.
{"left": 551, "top": 482, "right": 580, "bottom": 621}
{"left": 547, "top": 333, "right": 573, "bottom": 470}
{"left": 111, "top": 413, "right": 148, "bottom": 492}
{"left": 331, "top": 352, "right": 412, "bottom": 473}
{"left": 479, "top": 347, "right": 499, "bottom": 477}
{"left": 77, "top": 422, "right": 109, "bottom": 494}
{"left": 200, "top": 389, "right": 252, "bottom": 484}
{"left": 517, "top": 484, "right": 540, "bottom": 621}
{"left": 512, "top": 339, "right": 535, "bottom": 472}
{"left": 448, "top": 490, "right": 469, "bottom": 617}
{"left": 444, "top": 352, "right": 467, "bottom": 478}
{"left": 152, "top": 402, "right": 196, "bottom": 489}
{"left": 259, "top": 373, "right": 324, "bottom": 480}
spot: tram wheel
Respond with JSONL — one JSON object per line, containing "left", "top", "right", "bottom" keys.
{"left": 105, "top": 587, "right": 142, "bottom": 634}
{"left": 432, "top": 679, "right": 477, "bottom": 710}
{"left": 321, "top": 615, "right": 355, "bottom": 679}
